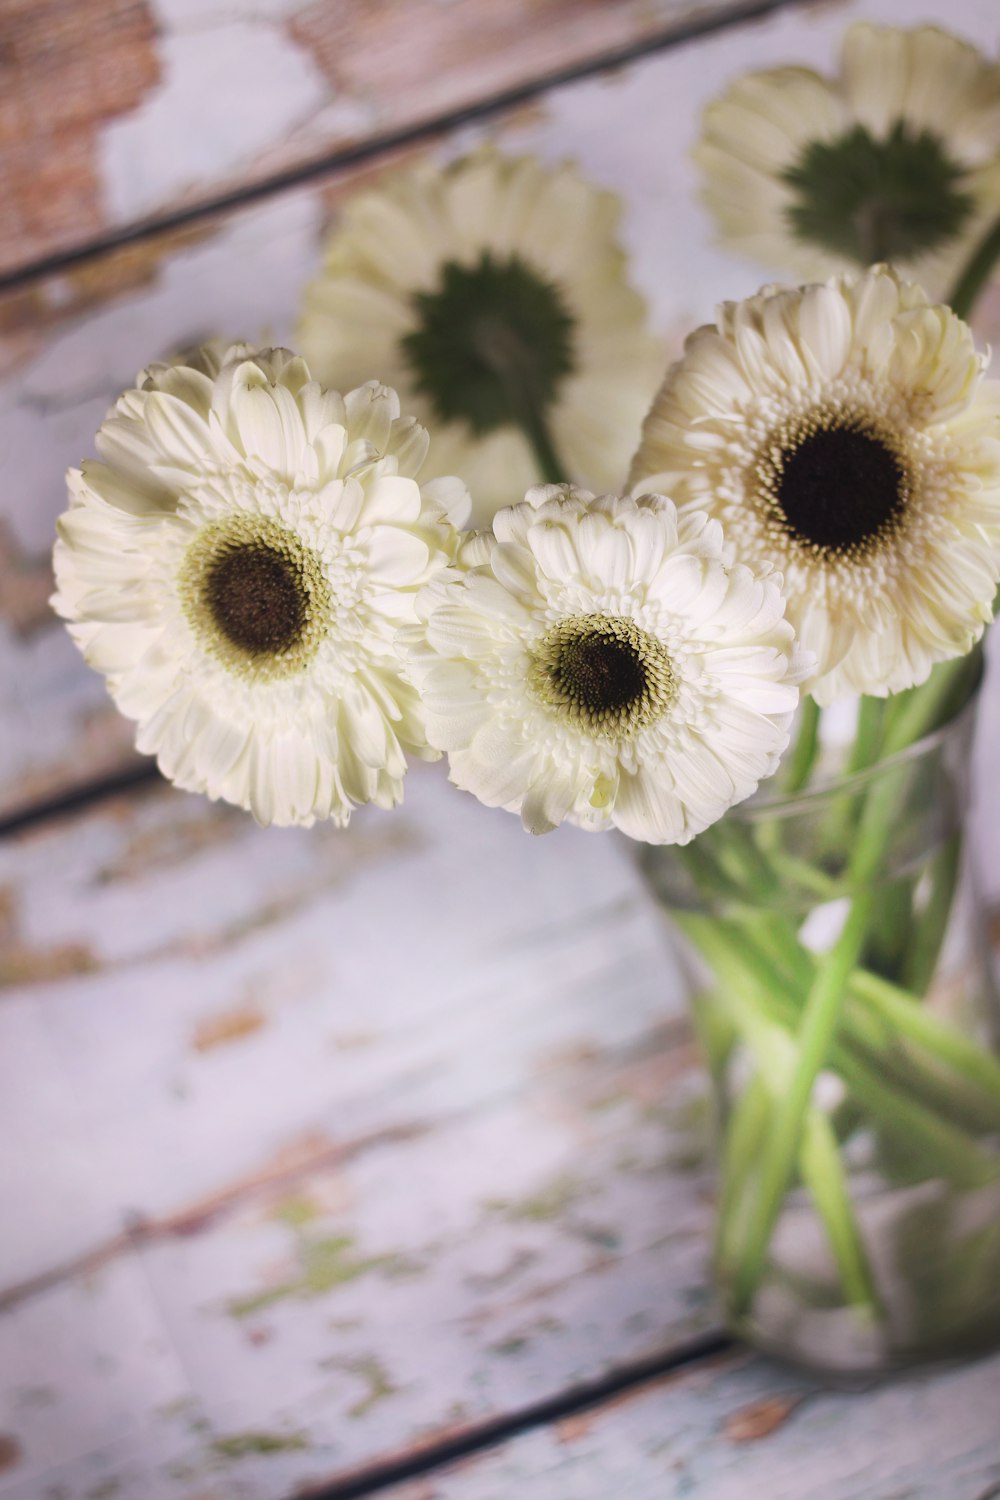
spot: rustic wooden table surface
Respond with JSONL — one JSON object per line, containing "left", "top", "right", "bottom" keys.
{"left": 2, "top": 1, "right": 1000, "bottom": 1496}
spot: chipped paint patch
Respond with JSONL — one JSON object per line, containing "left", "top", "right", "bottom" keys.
{"left": 555, "top": 1412, "right": 596, "bottom": 1443}
{"left": 192, "top": 1006, "right": 266, "bottom": 1053}
{"left": 0, "top": 879, "right": 98, "bottom": 988}
{"left": 724, "top": 1394, "right": 802, "bottom": 1443}
{"left": 0, "top": 941, "right": 98, "bottom": 989}
{"left": 0, "top": 523, "right": 53, "bottom": 637}
{"left": 0, "top": 1434, "right": 22, "bottom": 1471}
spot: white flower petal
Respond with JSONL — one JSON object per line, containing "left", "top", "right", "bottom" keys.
{"left": 630, "top": 267, "right": 1000, "bottom": 702}
{"left": 53, "top": 345, "right": 466, "bottom": 826}
{"left": 409, "top": 488, "right": 800, "bottom": 842}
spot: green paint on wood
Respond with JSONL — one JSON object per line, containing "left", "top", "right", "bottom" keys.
{"left": 229, "top": 1234, "right": 409, "bottom": 1317}
{"left": 211, "top": 1430, "right": 310, "bottom": 1457}
{"left": 271, "top": 1194, "right": 321, "bottom": 1228}
{"left": 345, "top": 1357, "right": 398, "bottom": 1419}
{"left": 486, "top": 1173, "right": 588, "bottom": 1223}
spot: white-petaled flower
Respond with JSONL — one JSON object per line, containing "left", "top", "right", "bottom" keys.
{"left": 695, "top": 22, "right": 1000, "bottom": 298}
{"left": 628, "top": 267, "right": 1000, "bottom": 705}
{"left": 297, "top": 150, "right": 664, "bottom": 525}
{"left": 52, "top": 345, "right": 470, "bottom": 827}
{"left": 408, "top": 485, "right": 802, "bottom": 844}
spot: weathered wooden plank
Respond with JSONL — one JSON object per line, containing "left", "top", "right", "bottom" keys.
{"left": 0, "top": 0, "right": 754, "bottom": 278}
{"left": 4, "top": 0, "right": 1000, "bottom": 815}
{"left": 376, "top": 1347, "right": 1000, "bottom": 1500}
{"left": 0, "top": 760, "right": 719, "bottom": 1497}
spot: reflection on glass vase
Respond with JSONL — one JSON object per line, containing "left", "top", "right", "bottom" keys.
{"left": 640, "top": 692, "right": 1000, "bottom": 1374}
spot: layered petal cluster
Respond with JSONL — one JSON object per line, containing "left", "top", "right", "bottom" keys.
{"left": 298, "top": 150, "right": 663, "bottom": 524}
{"left": 696, "top": 22, "right": 1000, "bottom": 297}
{"left": 629, "top": 267, "right": 1000, "bottom": 704}
{"left": 53, "top": 344, "right": 469, "bottom": 826}
{"left": 409, "top": 485, "right": 802, "bottom": 844}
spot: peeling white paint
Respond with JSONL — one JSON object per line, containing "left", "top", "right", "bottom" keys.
{"left": 99, "top": 22, "right": 329, "bottom": 223}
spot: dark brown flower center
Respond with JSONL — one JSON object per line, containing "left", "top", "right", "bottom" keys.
{"left": 758, "top": 414, "right": 910, "bottom": 558}
{"left": 205, "top": 543, "right": 307, "bottom": 655}
{"left": 551, "top": 632, "right": 648, "bottom": 718}
{"left": 530, "top": 613, "right": 675, "bottom": 738}
{"left": 180, "top": 514, "right": 332, "bottom": 682}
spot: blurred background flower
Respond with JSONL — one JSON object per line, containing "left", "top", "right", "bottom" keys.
{"left": 696, "top": 22, "right": 1000, "bottom": 298}
{"left": 298, "top": 150, "right": 664, "bottom": 525}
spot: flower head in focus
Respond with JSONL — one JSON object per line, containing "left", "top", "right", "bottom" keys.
{"left": 696, "top": 22, "right": 1000, "bottom": 297}
{"left": 297, "top": 150, "right": 663, "bottom": 525}
{"left": 409, "top": 485, "right": 802, "bottom": 843}
{"left": 52, "top": 343, "right": 469, "bottom": 826}
{"left": 628, "top": 267, "right": 1000, "bottom": 704}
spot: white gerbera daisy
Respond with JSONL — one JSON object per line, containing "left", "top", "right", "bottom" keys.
{"left": 297, "top": 150, "right": 664, "bottom": 525}
{"left": 409, "top": 485, "right": 802, "bottom": 844}
{"left": 628, "top": 267, "right": 1000, "bottom": 705}
{"left": 52, "top": 344, "right": 469, "bottom": 827}
{"left": 696, "top": 22, "right": 1000, "bottom": 298}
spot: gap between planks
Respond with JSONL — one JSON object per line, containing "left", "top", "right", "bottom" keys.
{"left": 297, "top": 1332, "right": 735, "bottom": 1500}
{"left": 0, "top": 0, "right": 816, "bottom": 295}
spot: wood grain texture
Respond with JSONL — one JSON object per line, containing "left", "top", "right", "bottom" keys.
{"left": 0, "top": 0, "right": 753, "bottom": 278}
{"left": 379, "top": 1347, "right": 1000, "bottom": 1500}
{"left": 0, "top": 763, "right": 717, "bottom": 1497}
{"left": 4, "top": 4, "right": 1000, "bottom": 1492}
{"left": 0, "top": 0, "right": 161, "bottom": 273}
{"left": 4, "top": 0, "right": 1000, "bottom": 817}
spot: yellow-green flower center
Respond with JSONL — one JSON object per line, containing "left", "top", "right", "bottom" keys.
{"left": 529, "top": 614, "right": 675, "bottom": 738}
{"left": 180, "top": 515, "right": 331, "bottom": 680}
{"left": 755, "top": 409, "right": 911, "bottom": 558}
{"left": 402, "top": 252, "right": 576, "bottom": 436}
{"left": 782, "top": 122, "right": 974, "bottom": 264}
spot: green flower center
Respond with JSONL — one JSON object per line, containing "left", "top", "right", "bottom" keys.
{"left": 529, "top": 613, "right": 675, "bottom": 739}
{"left": 180, "top": 515, "right": 331, "bottom": 681}
{"left": 402, "top": 252, "right": 576, "bottom": 436}
{"left": 782, "top": 122, "right": 974, "bottom": 264}
{"left": 756, "top": 411, "right": 911, "bottom": 557}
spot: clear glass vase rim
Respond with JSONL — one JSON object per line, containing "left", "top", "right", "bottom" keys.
{"left": 735, "top": 684, "right": 981, "bottom": 822}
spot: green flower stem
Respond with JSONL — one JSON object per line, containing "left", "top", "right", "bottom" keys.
{"left": 902, "top": 835, "right": 962, "bottom": 996}
{"left": 471, "top": 317, "right": 567, "bottom": 484}
{"left": 516, "top": 401, "right": 566, "bottom": 486}
{"left": 947, "top": 207, "right": 1000, "bottom": 321}
{"left": 698, "top": 953, "right": 879, "bottom": 1310}
{"left": 676, "top": 914, "right": 879, "bottom": 1308}
{"left": 882, "top": 649, "right": 982, "bottom": 757}
{"left": 676, "top": 912, "right": 1000, "bottom": 1180}
{"left": 783, "top": 696, "right": 821, "bottom": 794}
{"left": 717, "top": 1073, "right": 771, "bottom": 1240}
{"left": 728, "top": 891, "right": 874, "bottom": 1312}
{"left": 847, "top": 695, "right": 886, "bottom": 774}
{"left": 676, "top": 892, "right": 1000, "bottom": 1311}
{"left": 800, "top": 1111, "right": 882, "bottom": 1313}
{"left": 736, "top": 912, "right": 1000, "bottom": 1134}
{"left": 711, "top": 821, "right": 781, "bottom": 898}
{"left": 839, "top": 1045, "right": 999, "bottom": 1188}
{"left": 850, "top": 967, "right": 1000, "bottom": 1107}
{"left": 726, "top": 652, "right": 990, "bottom": 1315}
{"left": 716, "top": 888, "right": 1000, "bottom": 1132}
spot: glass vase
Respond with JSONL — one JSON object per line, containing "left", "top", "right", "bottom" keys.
{"left": 640, "top": 692, "right": 1000, "bottom": 1374}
